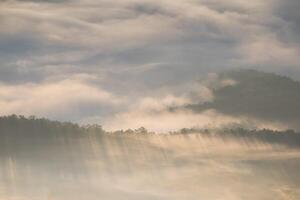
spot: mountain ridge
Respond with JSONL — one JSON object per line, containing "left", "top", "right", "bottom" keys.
{"left": 186, "top": 69, "right": 300, "bottom": 128}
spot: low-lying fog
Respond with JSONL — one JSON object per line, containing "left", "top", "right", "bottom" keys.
{"left": 1, "top": 132, "right": 299, "bottom": 200}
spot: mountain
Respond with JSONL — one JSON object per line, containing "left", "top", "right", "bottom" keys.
{"left": 186, "top": 69, "right": 300, "bottom": 127}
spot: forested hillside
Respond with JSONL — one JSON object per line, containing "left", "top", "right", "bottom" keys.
{"left": 186, "top": 70, "right": 300, "bottom": 128}
{"left": 1, "top": 115, "right": 299, "bottom": 150}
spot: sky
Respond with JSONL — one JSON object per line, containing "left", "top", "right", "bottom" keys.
{"left": 0, "top": 0, "right": 300, "bottom": 130}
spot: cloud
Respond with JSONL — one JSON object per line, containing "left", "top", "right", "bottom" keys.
{"left": 103, "top": 108, "right": 242, "bottom": 132}
{"left": 0, "top": 0, "right": 300, "bottom": 124}
{"left": 0, "top": 75, "right": 123, "bottom": 121}
{"left": 100, "top": 74, "right": 288, "bottom": 132}
{"left": 0, "top": 0, "right": 178, "bottom": 49}
{"left": 0, "top": 68, "right": 292, "bottom": 132}
{"left": 238, "top": 35, "right": 300, "bottom": 67}
{"left": 272, "top": 0, "right": 300, "bottom": 42}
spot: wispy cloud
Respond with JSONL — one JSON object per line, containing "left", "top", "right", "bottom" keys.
{"left": 0, "top": 0, "right": 300, "bottom": 125}
{"left": 0, "top": 74, "right": 124, "bottom": 121}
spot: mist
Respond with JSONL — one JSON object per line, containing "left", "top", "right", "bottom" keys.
{"left": 1, "top": 0, "right": 300, "bottom": 199}
{"left": 0, "top": 116, "right": 300, "bottom": 200}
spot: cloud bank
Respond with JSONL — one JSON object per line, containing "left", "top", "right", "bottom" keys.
{"left": 0, "top": 0, "right": 300, "bottom": 129}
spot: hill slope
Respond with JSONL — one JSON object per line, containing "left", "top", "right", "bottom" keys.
{"left": 187, "top": 69, "right": 300, "bottom": 126}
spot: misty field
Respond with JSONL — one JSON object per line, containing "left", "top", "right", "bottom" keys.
{"left": 0, "top": 117, "right": 299, "bottom": 200}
